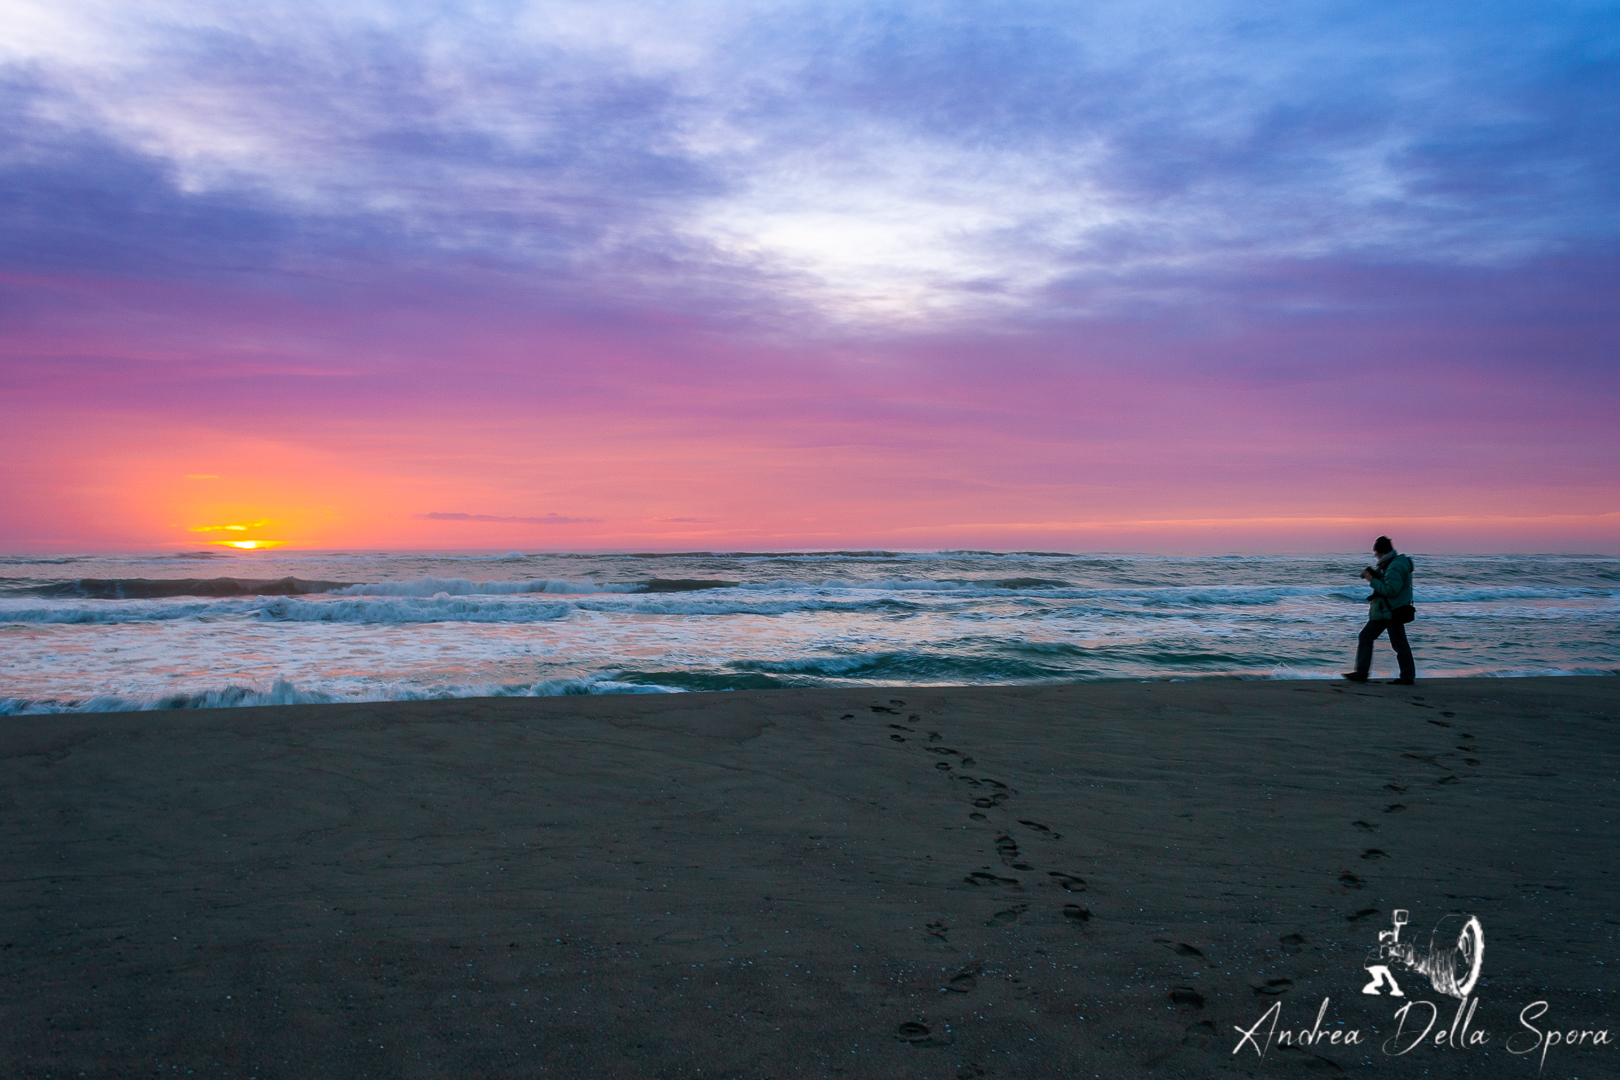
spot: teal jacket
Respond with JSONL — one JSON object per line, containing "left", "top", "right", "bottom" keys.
{"left": 1367, "top": 553, "right": 1414, "bottom": 620}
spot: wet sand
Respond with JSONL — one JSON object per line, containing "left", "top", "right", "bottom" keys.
{"left": 4, "top": 677, "right": 1616, "bottom": 1078}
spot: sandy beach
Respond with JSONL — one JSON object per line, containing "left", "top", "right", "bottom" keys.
{"left": 4, "top": 677, "right": 1616, "bottom": 1078}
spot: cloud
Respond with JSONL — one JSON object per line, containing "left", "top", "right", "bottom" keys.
{"left": 189, "top": 519, "right": 272, "bottom": 533}
{"left": 2, "top": 2, "right": 1615, "bottom": 556}
{"left": 2, "top": 0, "right": 1612, "bottom": 327}
{"left": 419, "top": 512, "right": 602, "bottom": 525}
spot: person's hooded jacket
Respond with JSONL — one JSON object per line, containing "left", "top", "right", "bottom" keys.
{"left": 1367, "top": 551, "right": 1414, "bottom": 621}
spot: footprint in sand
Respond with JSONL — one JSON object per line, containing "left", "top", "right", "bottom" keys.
{"left": 1339, "top": 871, "right": 1366, "bottom": 889}
{"left": 871, "top": 705, "right": 900, "bottom": 715}
{"left": 895, "top": 1021, "right": 931, "bottom": 1044}
{"left": 1352, "top": 820, "right": 1378, "bottom": 832}
{"left": 1360, "top": 848, "right": 1388, "bottom": 860}
{"left": 1047, "top": 871, "right": 1086, "bottom": 892}
{"left": 1063, "top": 903, "right": 1091, "bottom": 924}
{"left": 959, "top": 756, "right": 976, "bottom": 766}
{"left": 1254, "top": 978, "right": 1294, "bottom": 996}
{"left": 993, "top": 835, "right": 1033, "bottom": 871}
{"left": 1347, "top": 908, "right": 1382, "bottom": 922}
{"left": 969, "top": 812, "right": 987, "bottom": 820}
{"left": 926, "top": 920, "right": 950, "bottom": 942}
{"left": 1384, "top": 804, "right": 1405, "bottom": 813}
{"left": 976, "top": 780, "right": 1013, "bottom": 805}
{"left": 988, "top": 903, "right": 1029, "bottom": 926}
{"left": 1385, "top": 783, "right": 1406, "bottom": 793}
{"left": 1156, "top": 938, "right": 1213, "bottom": 964}
{"left": 1018, "top": 819, "right": 1062, "bottom": 840}
{"left": 1170, "top": 987, "right": 1207, "bottom": 1009}
{"left": 965, "top": 870, "right": 1021, "bottom": 888}
{"left": 891, "top": 734, "right": 907, "bottom": 743}
{"left": 945, "top": 969, "right": 978, "bottom": 993}
{"left": 1280, "top": 933, "right": 1307, "bottom": 953}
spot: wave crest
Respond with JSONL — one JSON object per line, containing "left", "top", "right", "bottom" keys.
{"left": 0, "top": 674, "right": 682, "bottom": 714}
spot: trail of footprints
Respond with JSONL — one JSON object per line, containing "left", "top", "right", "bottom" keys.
{"left": 849, "top": 697, "right": 1095, "bottom": 1023}
{"left": 1330, "top": 688, "right": 1483, "bottom": 918}
{"left": 866, "top": 691, "right": 1489, "bottom": 1041}
{"left": 1259, "top": 688, "right": 1488, "bottom": 1016}
{"left": 874, "top": 687, "right": 1491, "bottom": 1056}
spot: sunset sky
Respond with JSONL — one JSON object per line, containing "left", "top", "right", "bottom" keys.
{"left": 3, "top": 0, "right": 1616, "bottom": 553}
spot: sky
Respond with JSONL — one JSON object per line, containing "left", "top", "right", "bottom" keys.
{"left": 2, "top": 0, "right": 1616, "bottom": 553}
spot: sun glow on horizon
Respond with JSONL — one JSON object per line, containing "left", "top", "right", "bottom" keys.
{"left": 190, "top": 518, "right": 283, "bottom": 549}
{"left": 213, "top": 539, "right": 286, "bottom": 549}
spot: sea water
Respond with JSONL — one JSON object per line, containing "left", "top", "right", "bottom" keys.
{"left": 1, "top": 550, "right": 1615, "bottom": 713}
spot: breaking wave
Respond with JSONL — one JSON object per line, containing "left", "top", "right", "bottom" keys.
{"left": 5, "top": 576, "right": 352, "bottom": 599}
{"left": 0, "top": 674, "right": 682, "bottom": 714}
{"left": 331, "top": 576, "right": 633, "bottom": 597}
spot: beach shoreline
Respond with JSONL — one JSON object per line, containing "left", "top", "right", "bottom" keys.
{"left": 5, "top": 677, "right": 1615, "bottom": 1077}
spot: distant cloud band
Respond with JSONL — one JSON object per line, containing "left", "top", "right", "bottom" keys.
{"left": 419, "top": 512, "right": 601, "bottom": 525}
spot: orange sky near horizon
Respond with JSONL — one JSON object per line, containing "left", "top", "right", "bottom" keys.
{"left": 7, "top": 406, "right": 1616, "bottom": 555}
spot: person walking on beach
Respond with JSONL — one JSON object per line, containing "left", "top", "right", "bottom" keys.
{"left": 1342, "top": 536, "right": 1416, "bottom": 685}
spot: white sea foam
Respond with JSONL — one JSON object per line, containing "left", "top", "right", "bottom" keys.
{"left": 732, "top": 654, "right": 884, "bottom": 675}
{"left": 0, "top": 673, "right": 682, "bottom": 714}
{"left": 1263, "top": 665, "right": 1340, "bottom": 680}
{"left": 0, "top": 678, "right": 333, "bottom": 714}
{"left": 0, "top": 595, "right": 577, "bottom": 624}
{"left": 331, "top": 576, "right": 634, "bottom": 597}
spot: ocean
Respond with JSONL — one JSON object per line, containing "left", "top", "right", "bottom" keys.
{"left": 1, "top": 550, "right": 1615, "bottom": 713}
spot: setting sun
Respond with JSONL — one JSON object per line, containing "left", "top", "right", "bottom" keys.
{"left": 189, "top": 518, "right": 284, "bottom": 549}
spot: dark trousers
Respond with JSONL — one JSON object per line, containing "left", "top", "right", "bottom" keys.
{"left": 1355, "top": 618, "right": 1414, "bottom": 680}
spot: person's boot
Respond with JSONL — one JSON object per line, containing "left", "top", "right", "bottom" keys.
{"left": 1341, "top": 672, "right": 1369, "bottom": 682}
{"left": 1385, "top": 677, "right": 1415, "bottom": 685}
